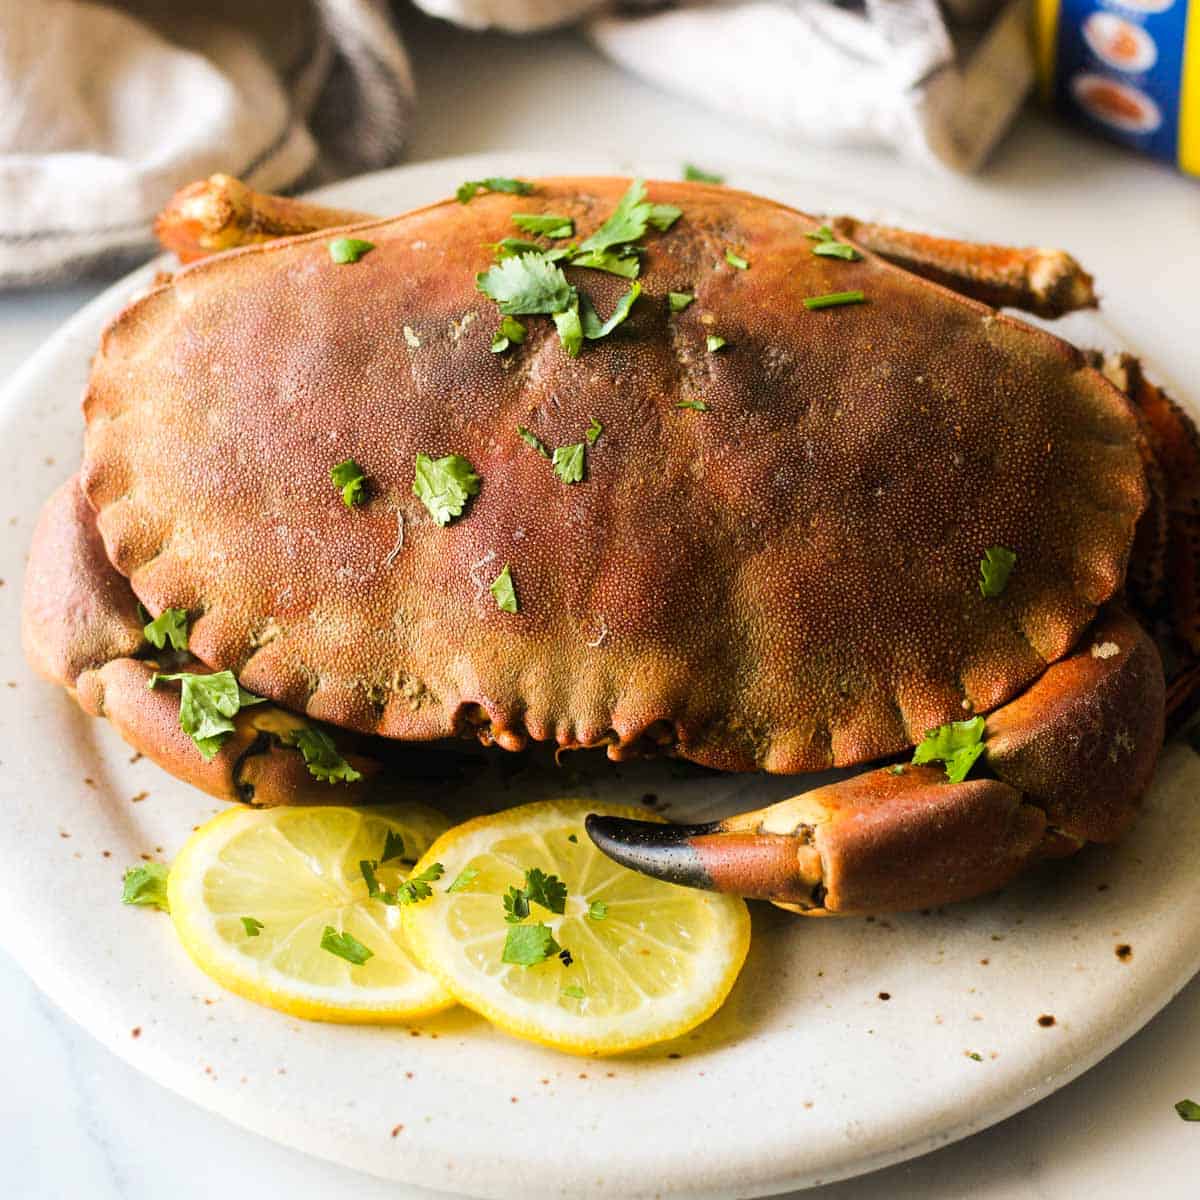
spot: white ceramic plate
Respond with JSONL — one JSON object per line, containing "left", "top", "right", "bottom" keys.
{"left": 2, "top": 153, "right": 1198, "bottom": 1200}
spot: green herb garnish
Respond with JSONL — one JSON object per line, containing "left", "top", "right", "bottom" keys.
{"left": 553, "top": 302, "right": 583, "bottom": 357}
{"left": 512, "top": 213, "right": 574, "bottom": 238}
{"left": 491, "top": 238, "right": 573, "bottom": 262}
{"left": 588, "top": 900, "right": 608, "bottom": 921}
{"left": 569, "top": 248, "right": 641, "bottom": 279}
{"left": 1176, "top": 1099, "right": 1200, "bottom": 1121}
{"left": 676, "top": 399, "right": 709, "bottom": 412}
{"left": 122, "top": 863, "right": 169, "bottom": 912}
{"left": 647, "top": 204, "right": 682, "bottom": 232}
{"left": 491, "top": 316, "right": 527, "bottom": 353}
{"left": 552, "top": 442, "right": 586, "bottom": 484}
{"left": 806, "top": 225, "right": 835, "bottom": 242}
{"left": 579, "top": 281, "right": 641, "bottom": 340}
{"left": 503, "top": 885, "right": 531, "bottom": 923}
{"left": 706, "top": 334, "right": 728, "bottom": 353}
{"left": 446, "top": 867, "right": 479, "bottom": 893}
{"left": 148, "top": 670, "right": 266, "bottom": 761}
{"left": 143, "top": 607, "right": 189, "bottom": 652}
{"left": 586, "top": 417, "right": 603, "bottom": 446}
{"left": 330, "top": 458, "right": 367, "bottom": 508}
{"left": 490, "top": 564, "right": 519, "bottom": 614}
{"left": 457, "top": 177, "right": 534, "bottom": 204}
{"left": 724, "top": 249, "right": 749, "bottom": 270}
{"left": 502, "top": 923, "right": 561, "bottom": 966}
{"left": 813, "top": 241, "right": 860, "bottom": 261}
{"left": 476, "top": 253, "right": 573, "bottom": 315}
{"left": 979, "top": 546, "right": 1017, "bottom": 598}
{"left": 282, "top": 726, "right": 362, "bottom": 784}
{"left": 683, "top": 164, "right": 724, "bottom": 183}
{"left": 241, "top": 916, "right": 264, "bottom": 937}
{"left": 803, "top": 290, "right": 866, "bottom": 311}
{"left": 328, "top": 238, "right": 374, "bottom": 264}
{"left": 517, "top": 425, "right": 551, "bottom": 459}
{"left": 669, "top": 291, "right": 695, "bottom": 312}
{"left": 396, "top": 863, "right": 445, "bottom": 905}
{"left": 524, "top": 868, "right": 568, "bottom": 914}
{"left": 412, "top": 452, "right": 481, "bottom": 526}
{"left": 912, "top": 716, "right": 986, "bottom": 784}
{"left": 381, "top": 830, "right": 406, "bottom": 863}
{"left": 320, "top": 926, "right": 373, "bottom": 965}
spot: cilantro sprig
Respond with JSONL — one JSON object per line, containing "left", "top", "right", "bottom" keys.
{"left": 143, "top": 607, "right": 189, "bottom": 652}
{"left": 490, "top": 564, "right": 519, "bottom": 613}
{"left": 321, "top": 926, "right": 373, "bottom": 965}
{"left": 552, "top": 442, "right": 585, "bottom": 484}
{"left": 979, "top": 546, "right": 1017, "bottom": 598}
{"left": 122, "top": 862, "right": 169, "bottom": 912}
{"left": 502, "top": 923, "right": 560, "bottom": 966}
{"left": 491, "top": 316, "right": 526, "bottom": 354}
{"left": 412, "top": 452, "right": 481, "bottom": 526}
{"left": 330, "top": 458, "right": 367, "bottom": 507}
{"left": 328, "top": 238, "right": 374, "bottom": 264}
{"left": 912, "top": 716, "right": 986, "bottom": 783}
{"left": 148, "top": 670, "right": 266, "bottom": 761}
{"left": 456, "top": 177, "right": 534, "bottom": 204}
{"left": 512, "top": 213, "right": 574, "bottom": 238}
{"left": 282, "top": 726, "right": 362, "bottom": 784}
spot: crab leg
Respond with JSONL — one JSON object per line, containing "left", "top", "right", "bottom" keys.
{"left": 153, "top": 174, "right": 370, "bottom": 263}
{"left": 587, "top": 608, "right": 1164, "bottom": 915}
{"left": 153, "top": 178, "right": 1097, "bottom": 324}
{"left": 829, "top": 217, "right": 1096, "bottom": 318}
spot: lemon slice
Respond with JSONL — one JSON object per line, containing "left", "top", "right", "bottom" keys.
{"left": 167, "top": 804, "right": 455, "bottom": 1022}
{"left": 403, "top": 800, "right": 751, "bottom": 1055}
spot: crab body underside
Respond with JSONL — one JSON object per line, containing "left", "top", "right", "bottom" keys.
{"left": 21, "top": 174, "right": 1200, "bottom": 916}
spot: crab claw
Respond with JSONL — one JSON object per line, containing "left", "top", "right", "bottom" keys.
{"left": 588, "top": 766, "right": 1043, "bottom": 914}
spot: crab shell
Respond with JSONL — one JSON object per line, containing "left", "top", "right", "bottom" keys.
{"left": 71, "top": 179, "right": 1146, "bottom": 781}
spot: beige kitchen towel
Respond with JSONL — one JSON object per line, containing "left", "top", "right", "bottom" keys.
{"left": 0, "top": 0, "right": 413, "bottom": 287}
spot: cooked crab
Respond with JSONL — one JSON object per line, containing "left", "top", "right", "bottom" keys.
{"left": 22, "top": 173, "right": 1200, "bottom": 916}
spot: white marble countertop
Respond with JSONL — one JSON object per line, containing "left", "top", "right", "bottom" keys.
{"left": 5, "top": 15, "right": 1200, "bottom": 1199}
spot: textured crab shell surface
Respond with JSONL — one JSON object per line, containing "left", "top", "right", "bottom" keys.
{"left": 78, "top": 178, "right": 1147, "bottom": 774}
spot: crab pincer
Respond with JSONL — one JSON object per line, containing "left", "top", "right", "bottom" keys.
{"left": 588, "top": 608, "right": 1166, "bottom": 915}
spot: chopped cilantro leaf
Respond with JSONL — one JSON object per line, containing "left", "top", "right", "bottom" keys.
{"left": 553, "top": 301, "right": 583, "bottom": 357}
{"left": 578, "top": 179, "right": 648, "bottom": 254}
{"left": 724, "top": 248, "right": 749, "bottom": 270}
{"left": 567, "top": 834, "right": 579, "bottom": 844}
{"left": 676, "top": 399, "right": 709, "bottom": 412}
{"left": 552, "top": 442, "right": 586, "bottom": 484}
{"left": 122, "top": 862, "right": 169, "bottom": 912}
{"left": 456, "top": 177, "right": 534, "bottom": 204}
{"left": 588, "top": 900, "right": 608, "bottom": 921}
{"left": 563, "top": 984, "right": 586, "bottom": 999}
{"left": 586, "top": 417, "right": 603, "bottom": 446}
{"left": 517, "top": 425, "right": 551, "bottom": 459}
{"left": 283, "top": 726, "right": 363, "bottom": 784}
{"left": 320, "top": 926, "right": 373, "bottom": 965}
{"left": 492, "top": 238, "right": 571, "bottom": 261}
{"left": 683, "top": 164, "right": 724, "bottom": 184}
{"left": 503, "top": 885, "right": 531, "bottom": 923}
{"left": 569, "top": 248, "right": 641, "bottom": 278}
{"left": 524, "top": 868, "right": 567, "bottom": 914}
{"left": 706, "top": 334, "right": 728, "bottom": 353}
{"left": 360, "top": 858, "right": 385, "bottom": 899}
{"left": 1176, "top": 1099, "right": 1200, "bottom": 1121}
{"left": 979, "top": 546, "right": 1017, "bottom": 598}
{"left": 813, "top": 240, "right": 861, "bottom": 261}
{"left": 579, "top": 281, "right": 641, "bottom": 340}
{"left": 502, "top": 922, "right": 561, "bottom": 966}
{"left": 446, "top": 866, "right": 479, "bottom": 893}
{"left": 148, "top": 670, "right": 265, "bottom": 761}
{"left": 490, "top": 564, "right": 519, "bottom": 614}
{"left": 669, "top": 291, "right": 695, "bottom": 312}
{"left": 412, "top": 452, "right": 481, "bottom": 526}
{"left": 328, "top": 238, "right": 374, "bottom": 264}
{"left": 647, "top": 203, "right": 682, "bottom": 232}
{"left": 512, "top": 213, "right": 574, "bottom": 238}
{"left": 912, "top": 716, "right": 986, "bottom": 784}
{"left": 806, "top": 225, "right": 833, "bottom": 242}
{"left": 330, "top": 459, "right": 367, "bottom": 508}
{"left": 241, "top": 916, "right": 264, "bottom": 936}
{"left": 491, "top": 315, "right": 526, "bottom": 353}
{"left": 143, "top": 607, "right": 189, "bottom": 651}
{"left": 803, "top": 290, "right": 866, "bottom": 311}
{"left": 476, "top": 253, "right": 573, "bottom": 315}
{"left": 396, "top": 863, "right": 444, "bottom": 905}
{"left": 381, "top": 830, "right": 406, "bottom": 863}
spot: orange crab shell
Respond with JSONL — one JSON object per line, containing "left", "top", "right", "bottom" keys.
{"left": 78, "top": 178, "right": 1147, "bottom": 774}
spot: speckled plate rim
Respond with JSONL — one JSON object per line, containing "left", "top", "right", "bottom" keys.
{"left": 1, "top": 152, "right": 1197, "bottom": 1200}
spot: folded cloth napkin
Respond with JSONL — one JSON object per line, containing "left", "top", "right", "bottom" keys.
{"left": 0, "top": 0, "right": 413, "bottom": 287}
{"left": 421, "top": 0, "right": 1033, "bottom": 174}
